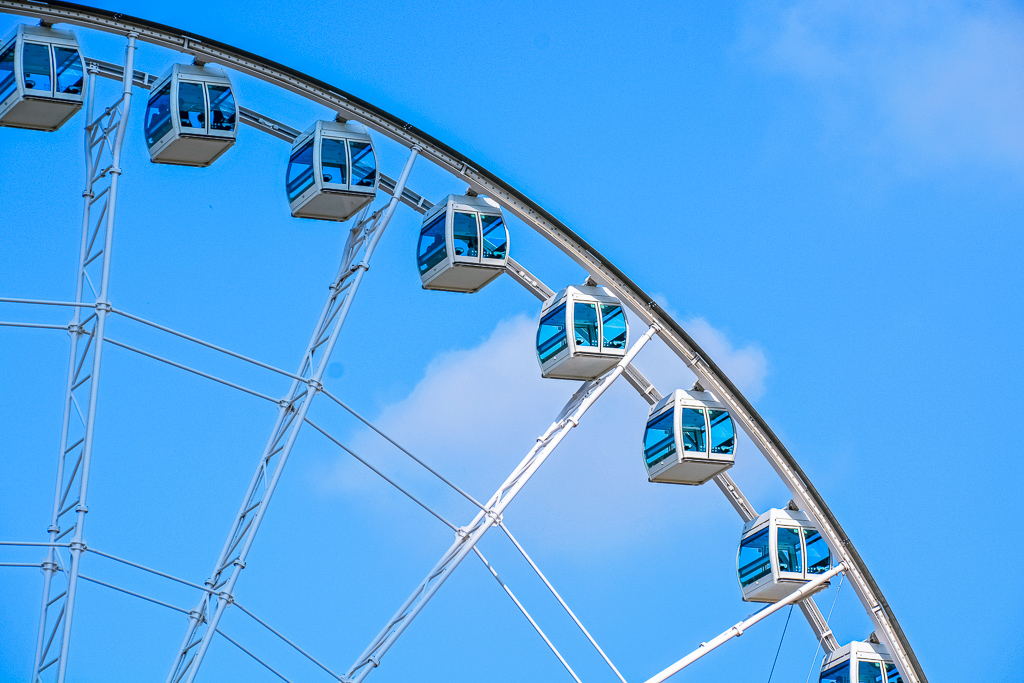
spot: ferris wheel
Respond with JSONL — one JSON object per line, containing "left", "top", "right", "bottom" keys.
{"left": 0, "top": 2, "right": 928, "bottom": 683}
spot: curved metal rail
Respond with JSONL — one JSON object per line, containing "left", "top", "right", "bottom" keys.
{"left": 0, "top": 2, "right": 927, "bottom": 681}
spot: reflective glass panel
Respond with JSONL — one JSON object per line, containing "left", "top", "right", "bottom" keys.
{"left": 321, "top": 138, "right": 348, "bottom": 185}
{"left": 820, "top": 662, "right": 852, "bottom": 683}
{"left": 574, "top": 302, "right": 599, "bottom": 347}
{"left": 22, "top": 43, "right": 51, "bottom": 93}
{"left": 737, "top": 528, "right": 771, "bottom": 587}
{"left": 884, "top": 664, "right": 902, "bottom": 683}
{"left": 777, "top": 526, "right": 803, "bottom": 574}
{"left": 452, "top": 212, "right": 479, "bottom": 257}
{"left": 286, "top": 140, "right": 315, "bottom": 201}
{"left": 680, "top": 408, "right": 706, "bottom": 452}
{"left": 0, "top": 43, "right": 16, "bottom": 103}
{"left": 480, "top": 214, "right": 507, "bottom": 260}
{"left": 804, "top": 528, "right": 830, "bottom": 574}
{"left": 537, "top": 303, "right": 568, "bottom": 363}
{"left": 643, "top": 410, "right": 676, "bottom": 469}
{"left": 600, "top": 304, "right": 627, "bottom": 349}
{"left": 349, "top": 140, "right": 376, "bottom": 187}
{"left": 53, "top": 47, "right": 82, "bottom": 95}
{"left": 709, "top": 410, "right": 735, "bottom": 454}
{"left": 178, "top": 81, "right": 205, "bottom": 129}
{"left": 417, "top": 213, "right": 447, "bottom": 274}
{"left": 144, "top": 83, "right": 173, "bottom": 147}
{"left": 206, "top": 84, "right": 235, "bottom": 131}
{"left": 859, "top": 662, "right": 884, "bottom": 683}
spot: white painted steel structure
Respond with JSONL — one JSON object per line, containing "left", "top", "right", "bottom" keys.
{"left": 0, "top": 3, "right": 927, "bottom": 683}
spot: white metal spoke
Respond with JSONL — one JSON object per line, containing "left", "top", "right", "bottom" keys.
{"left": 165, "top": 147, "right": 420, "bottom": 683}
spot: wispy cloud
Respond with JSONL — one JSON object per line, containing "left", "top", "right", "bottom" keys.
{"left": 744, "top": 0, "right": 1024, "bottom": 168}
{"left": 315, "top": 313, "right": 772, "bottom": 555}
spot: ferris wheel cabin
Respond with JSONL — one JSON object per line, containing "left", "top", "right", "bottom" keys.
{"left": 144, "top": 64, "right": 237, "bottom": 166}
{"left": 737, "top": 507, "right": 831, "bottom": 603}
{"left": 642, "top": 388, "right": 735, "bottom": 485}
{"left": 819, "top": 640, "right": 902, "bottom": 683}
{"left": 287, "top": 120, "right": 378, "bottom": 221}
{"left": 0, "top": 25, "right": 84, "bottom": 132}
{"left": 417, "top": 194, "right": 509, "bottom": 292}
{"left": 535, "top": 285, "right": 628, "bottom": 380}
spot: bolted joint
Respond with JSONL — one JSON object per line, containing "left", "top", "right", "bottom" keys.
{"left": 95, "top": 302, "right": 113, "bottom": 314}
{"left": 70, "top": 540, "right": 87, "bottom": 552}
{"left": 188, "top": 609, "right": 205, "bottom": 624}
{"left": 48, "top": 525, "right": 60, "bottom": 534}
{"left": 75, "top": 504, "right": 89, "bottom": 514}
{"left": 41, "top": 561, "right": 59, "bottom": 572}
{"left": 455, "top": 526, "right": 470, "bottom": 539}
{"left": 217, "top": 591, "right": 235, "bottom": 605}
{"left": 306, "top": 378, "right": 323, "bottom": 393}
{"left": 368, "top": 655, "right": 381, "bottom": 668}
{"left": 232, "top": 558, "right": 246, "bottom": 569}
{"left": 484, "top": 509, "right": 502, "bottom": 526}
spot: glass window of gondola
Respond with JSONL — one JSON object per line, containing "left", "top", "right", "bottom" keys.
{"left": 535, "top": 285, "right": 627, "bottom": 380}
{"left": 287, "top": 120, "right": 378, "bottom": 222}
{"left": 820, "top": 642, "right": 901, "bottom": 683}
{"left": 144, "top": 64, "right": 237, "bottom": 167}
{"left": 0, "top": 25, "right": 84, "bottom": 132}
{"left": 644, "top": 389, "right": 735, "bottom": 485}
{"left": 737, "top": 507, "right": 832, "bottom": 603}
{"left": 418, "top": 194, "right": 509, "bottom": 293}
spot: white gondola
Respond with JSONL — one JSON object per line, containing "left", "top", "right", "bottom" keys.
{"left": 535, "top": 285, "right": 628, "bottom": 380}
{"left": 143, "top": 64, "right": 237, "bottom": 166}
{"left": 642, "top": 387, "right": 736, "bottom": 485}
{"left": 0, "top": 25, "right": 84, "bottom": 132}
{"left": 819, "top": 640, "right": 902, "bottom": 683}
{"left": 737, "top": 507, "right": 832, "bottom": 603}
{"left": 286, "top": 120, "right": 378, "bottom": 222}
{"left": 417, "top": 194, "right": 508, "bottom": 292}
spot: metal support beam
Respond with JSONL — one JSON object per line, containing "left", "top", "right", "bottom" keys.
{"left": 345, "top": 326, "right": 659, "bottom": 683}
{"left": 31, "top": 37, "right": 138, "bottom": 683}
{"left": 165, "top": 147, "right": 420, "bottom": 683}
{"left": 642, "top": 563, "right": 846, "bottom": 683}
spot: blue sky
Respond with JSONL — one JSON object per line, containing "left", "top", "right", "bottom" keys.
{"left": 1, "top": 1, "right": 1022, "bottom": 681}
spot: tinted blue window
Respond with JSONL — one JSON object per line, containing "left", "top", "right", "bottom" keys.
{"left": 738, "top": 528, "right": 771, "bottom": 587}
{"left": 178, "top": 81, "right": 205, "bottom": 129}
{"left": 709, "top": 410, "right": 734, "bottom": 454}
{"left": 643, "top": 410, "right": 675, "bottom": 469}
{"left": 417, "top": 213, "right": 447, "bottom": 274}
{"left": 820, "top": 662, "right": 852, "bottom": 683}
{"left": 680, "top": 408, "right": 706, "bottom": 452}
{"left": 321, "top": 139, "right": 347, "bottom": 186}
{"left": 600, "top": 304, "right": 626, "bottom": 349}
{"left": 22, "top": 42, "right": 51, "bottom": 93}
{"left": 286, "top": 140, "right": 315, "bottom": 201}
{"left": 350, "top": 140, "right": 375, "bottom": 187}
{"left": 777, "top": 527, "right": 802, "bottom": 573}
{"left": 53, "top": 46, "right": 82, "bottom": 95}
{"left": 452, "top": 212, "right": 478, "bottom": 257}
{"left": 805, "top": 528, "right": 830, "bottom": 574}
{"left": 574, "top": 302, "right": 599, "bottom": 347}
{"left": 207, "top": 84, "right": 234, "bottom": 131}
{"left": 0, "top": 43, "right": 15, "bottom": 103}
{"left": 884, "top": 664, "right": 902, "bottom": 683}
{"left": 537, "top": 303, "right": 568, "bottom": 363}
{"left": 859, "top": 662, "right": 884, "bottom": 683}
{"left": 145, "top": 83, "right": 172, "bottom": 147}
{"left": 480, "top": 214, "right": 507, "bottom": 260}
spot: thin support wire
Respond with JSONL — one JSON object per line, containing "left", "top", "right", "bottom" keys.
{"left": 473, "top": 548, "right": 583, "bottom": 683}
{"left": 215, "top": 630, "right": 293, "bottom": 683}
{"left": 77, "top": 574, "right": 189, "bottom": 615}
{"left": 804, "top": 574, "right": 846, "bottom": 683}
{"left": 233, "top": 601, "right": 344, "bottom": 681}
{"left": 104, "top": 337, "right": 279, "bottom": 404}
{"left": 304, "top": 417, "right": 457, "bottom": 531}
{"left": 110, "top": 308, "right": 304, "bottom": 382}
{"left": 767, "top": 604, "right": 794, "bottom": 683}
{"left": 0, "top": 322, "right": 71, "bottom": 330}
{"left": 0, "top": 297, "right": 97, "bottom": 308}
{"left": 500, "top": 523, "right": 629, "bottom": 683}
{"left": 85, "top": 547, "right": 213, "bottom": 594}
{"left": 321, "top": 388, "right": 484, "bottom": 511}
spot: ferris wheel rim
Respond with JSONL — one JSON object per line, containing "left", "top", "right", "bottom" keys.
{"left": 0, "top": 2, "right": 926, "bottom": 681}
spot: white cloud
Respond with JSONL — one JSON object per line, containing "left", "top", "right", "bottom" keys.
{"left": 745, "top": 0, "right": 1024, "bottom": 167}
{"left": 315, "top": 313, "right": 773, "bottom": 556}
